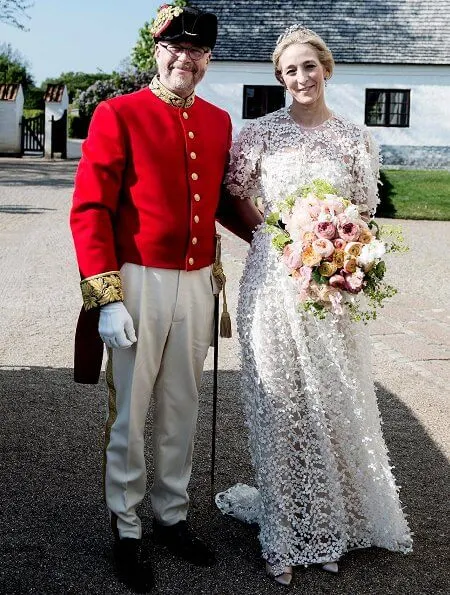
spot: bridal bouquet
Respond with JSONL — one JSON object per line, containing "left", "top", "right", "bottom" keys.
{"left": 265, "top": 179, "right": 407, "bottom": 322}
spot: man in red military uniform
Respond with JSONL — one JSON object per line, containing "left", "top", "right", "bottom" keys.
{"left": 70, "top": 5, "right": 262, "bottom": 592}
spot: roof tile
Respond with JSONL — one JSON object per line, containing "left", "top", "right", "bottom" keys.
{"left": 191, "top": 0, "right": 450, "bottom": 64}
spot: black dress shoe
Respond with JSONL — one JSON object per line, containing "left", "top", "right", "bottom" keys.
{"left": 153, "top": 520, "right": 215, "bottom": 566}
{"left": 113, "top": 537, "right": 154, "bottom": 593}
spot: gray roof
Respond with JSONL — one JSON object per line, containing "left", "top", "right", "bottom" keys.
{"left": 191, "top": 0, "right": 450, "bottom": 65}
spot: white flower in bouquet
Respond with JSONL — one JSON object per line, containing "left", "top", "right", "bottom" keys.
{"left": 344, "top": 203, "right": 362, "bottom": 222}
{"left": 358, "top": 239, "right": 386, "bottom": 268}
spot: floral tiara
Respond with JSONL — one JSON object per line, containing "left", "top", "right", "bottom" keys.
{"left": 276, "top": 24, "right": 317, "bottom": 44}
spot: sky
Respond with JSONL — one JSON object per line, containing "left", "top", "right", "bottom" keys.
{"left": 0, "top": 0, "right": 162, "bottom": 84}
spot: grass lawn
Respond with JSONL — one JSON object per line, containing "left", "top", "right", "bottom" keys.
{"left": 379, "top": 169, "right": 450, "bottom": 221}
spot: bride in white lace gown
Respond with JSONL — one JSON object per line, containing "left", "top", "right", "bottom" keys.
{"left": 216, "top": 25, "right": 412, "bottom": 584}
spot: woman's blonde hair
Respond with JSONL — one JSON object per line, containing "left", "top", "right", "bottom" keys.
{"left": 272, "top": 26, "right": 335, "bottom": 84}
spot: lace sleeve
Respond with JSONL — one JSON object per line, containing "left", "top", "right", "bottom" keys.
{"left": 224, "top": 122, "right": 264, "bottom": 200}
{"left": 351, "top": 128, "right": 380, "bottom": 215}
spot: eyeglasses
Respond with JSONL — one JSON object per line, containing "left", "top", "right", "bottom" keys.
{"left": 159, "top": 43, "right": 208, "bottom": 61}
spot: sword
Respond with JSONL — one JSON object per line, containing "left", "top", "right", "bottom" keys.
{"left": 211, "top": 292, "right": 219, "bottom": 505}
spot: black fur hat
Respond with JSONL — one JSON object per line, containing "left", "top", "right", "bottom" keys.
{"left": 151, "top": 5, "right": 218, "bottom": 49}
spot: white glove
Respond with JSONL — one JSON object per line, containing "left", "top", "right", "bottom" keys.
{"left": 99, "top": 302, "right": 137, "bottom": 349}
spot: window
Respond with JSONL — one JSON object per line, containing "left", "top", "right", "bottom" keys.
{"left": 243, "top": 85, "right": 285, "bottom": 119}
{"left": 365, "top": 89, "right": 410, "bottom": 127}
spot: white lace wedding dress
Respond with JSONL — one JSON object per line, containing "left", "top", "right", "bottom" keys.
{"left": 217, "top": 108, "right": 412, "bottom": 575}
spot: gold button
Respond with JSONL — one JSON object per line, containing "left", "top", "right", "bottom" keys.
{"left": 188, "top": 131, "right": 194, "bottom": 139}
{"left": 192, "top": 237, "right": 198, "bottom": 245}
{"left": 188, "top": 257, "right": 194, "bottom": 265}
{"left": 194, "top": 215, "right": 199, "bottom": 223}
{"left": 191, "top": 173, "right": 198, "bottom": 180}
{"left": 194, "top": 193, "right": 200, "bottom": 201}
{"left": 190, "top": 152, "right": 197, "bottom": 160}
{"left": 183, "top": 112, "right": 189, "bottom": 119}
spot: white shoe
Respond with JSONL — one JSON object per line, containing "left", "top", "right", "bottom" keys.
{"left": 322, "top": 561, "right": 339, "bottom": 573}
{"left": 266, "top": 562, "right": 293, "bottom": 586}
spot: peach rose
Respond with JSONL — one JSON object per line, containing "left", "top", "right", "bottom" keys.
{"left": 344, "top": 242, "right": 363, "bottom": 257}
{"left": 318, "top": 261, "right": 338, "bottom": 277}
{"left": 343, "top": 257, "right": 357, "bottom": 273}
{"left": 302, "top": 245, "right": 322, "bottom": 267}
{"left": 302, "top": 231, "right": 316, "bottom": 244}
{"left": 333, "top": 249, "right": 345, "bottom": 268}
{"left": 359, "top": 228, "right": 374, "bottom": 244}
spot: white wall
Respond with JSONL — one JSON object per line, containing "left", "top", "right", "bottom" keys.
{"left": 198, "top": 61, "right": 450, "bottom": 148}
{"left": 0, "top": 86, "right": 24, "bottom": 154}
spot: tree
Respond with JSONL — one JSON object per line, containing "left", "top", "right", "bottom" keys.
{"left": 77, "top": 69, "right": 155, "bottom": 120}
{"left": 40, "top": 71, "right": 113, "bottom": 103}
{"left": 131, "top": 0, "right": 188, "bottom": 72}
{"left": 0, "top": 43, "right": 34, "bottom": 88}
{"left": 0, "top": 1, "right": 33, "bottom": 30}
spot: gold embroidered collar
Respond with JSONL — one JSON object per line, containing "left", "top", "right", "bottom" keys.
{"left": 149, "top": 76, "right": 195, "bottom": 108}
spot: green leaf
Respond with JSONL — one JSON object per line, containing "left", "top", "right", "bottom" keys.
{"left": 265, "top": 211, "right": 281, "bottom": 226}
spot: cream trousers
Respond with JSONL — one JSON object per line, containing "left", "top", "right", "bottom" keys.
{"left": 104, "top": 263, "right": 215, "bottom": 539}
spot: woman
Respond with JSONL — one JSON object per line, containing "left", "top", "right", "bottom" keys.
{"left": 217, "top": 25, "right": 412, "bottom": 586}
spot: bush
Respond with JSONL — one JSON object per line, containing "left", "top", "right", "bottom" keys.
{"left": 24, "top": 85, "right": 44, "bottom": 110}
{"left": 23, "top": 108, "right": 43, "bottom": 118}
{"left": 77, "top": 69, "right": 155, "bottom": 121}
{"left": 68, "top": 114, "right": 90, "bottom": 139}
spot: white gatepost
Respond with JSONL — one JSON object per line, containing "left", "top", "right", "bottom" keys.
{"left": 44, "top": 84, "right": 69, "bottom": 158}
{"left": 0, "top": 84, "right": 24, "bottom": 155}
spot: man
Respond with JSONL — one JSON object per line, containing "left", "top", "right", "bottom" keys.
{"left": 70, "top": 5, "right": 262, "bottom": 593}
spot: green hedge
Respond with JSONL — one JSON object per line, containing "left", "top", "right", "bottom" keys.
{"left": 23, "top": 109, "right": 44, "bottom": 118}
{"left": 68, "top": 114, "right": 90, "bottom": 139}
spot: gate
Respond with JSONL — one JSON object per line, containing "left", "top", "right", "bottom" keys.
{"left": 51, "top": 110, "right": 67, "bottom": 158}
{"left": 21, "top": 113, "right": 45, "bottom": 156}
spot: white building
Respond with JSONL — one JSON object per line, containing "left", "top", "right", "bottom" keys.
{"left": 0, "top": 83, "right": 24, "bottom": 156}
{"left": 194, "top": 0, "right": 450, "bottom": 168}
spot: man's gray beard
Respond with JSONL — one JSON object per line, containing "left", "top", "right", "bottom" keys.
{"left": 172, "top": 74, "right": 195, "bottom": 91}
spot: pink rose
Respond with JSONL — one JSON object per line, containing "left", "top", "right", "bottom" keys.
{"left": 338, "top": 221, "right": 360, "bottom": 242}
{"left": 314, "top": 221, "right": 336, "bottom": 239}
{"left": 283, "top": 242, "right": 302, "bottom": 270}
{"left": 329, "top": 274, "right": 346, "bottom": 289}
{"left": 297, "top": 289, "right": 309, "bottom": 303}
{"left": 295, "top": 265, "right": 313, "bottom": 292}
{"left": 333, "top": 238, "right": 347, "bottom": 250}
{"left": 299, "top": 265, "right": 312, "bottom": 287}
{"left": 312, "top": 238, "right": 334, "bottom": 258}
{"left": 344, "top": 270, "right": 364, "bottom": 293}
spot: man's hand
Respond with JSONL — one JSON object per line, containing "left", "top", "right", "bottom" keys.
{"left": 99, "top": 302, "right": 137, "bottom": 349}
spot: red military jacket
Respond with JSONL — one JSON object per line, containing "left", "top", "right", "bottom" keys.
{"left": 70, "top": 77, "right": 232, "bottom": 382}
{"left": 71, "top": 77, "right": 232, "bottom": 310}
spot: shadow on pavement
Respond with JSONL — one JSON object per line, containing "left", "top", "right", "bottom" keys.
{"left": 0, "top": 161, "right": 78, "bottom": 188}
{"left": 0, "top": 367, "right": 448, "bottom": 594}
{"left": 0, "top": 205, "right": 57, "bottom": 214}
